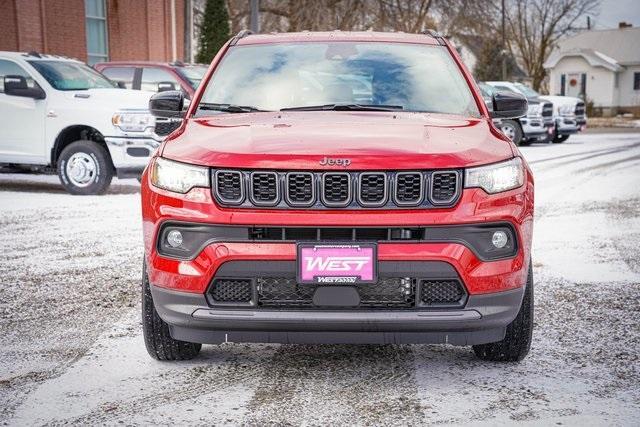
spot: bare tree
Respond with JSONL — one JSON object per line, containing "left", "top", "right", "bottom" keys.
{"left": 503, "top": 0, "right": 599, "bottom": 90}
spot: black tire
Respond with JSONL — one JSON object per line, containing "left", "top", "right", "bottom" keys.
{"left": 473, "top": 264, "right": 534, "bottom": 362}
{"left": 499, "top": 120, "right": 524, "bottom": 146}
{"left": 553, "top": 133, "right": 570, "bottom": 143}
{"left": 57, "top": 140, "right": 113, "bottom": 195}
{"left": 142, "top": 262, "right": 201, "bottom": 361}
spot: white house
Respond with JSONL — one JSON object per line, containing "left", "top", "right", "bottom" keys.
{"left": 544, "top": 25, "right": 640, "bottom": 116}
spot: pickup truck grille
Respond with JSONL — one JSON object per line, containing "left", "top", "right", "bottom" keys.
{"left": 575, "top": 102, "right": 585, "bottom": 117}
{"left": 154, "top": 119, "right": 181, "bottom": 137}
{"left": 542, "top": 102, "right": 553, "bottom": 117}
{"left": 212, "top": 169, "right": 461, "bottom": 209}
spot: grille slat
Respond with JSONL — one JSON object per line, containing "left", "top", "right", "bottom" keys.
{"left": 358, "top": 173, "right": 388, "bottom": 206}
{"left": 394, "top": 172, "right": 424, "bottom": 205}
{"left": 286, "top": 172, "right": 315, "bottom": 206}
{"left": 154, "top": 119, "right": 181, "bottom": 137}
{"left": 322, "top": 173, "right": 352, "bottom": 207}
{"left": 430, "top": 171, "right": 459, "bottom": 205}
{"left": 214, "top": 170, "right": 244, "bottom": 204}
{"left": 250, "top": 172, "right": 279, "bottom": 206}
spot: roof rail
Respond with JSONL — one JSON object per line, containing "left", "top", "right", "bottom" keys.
{"left": 423, "top": 29, "right": 445, "bottom": 45}
{"left": 229, "top": 30, "right": 253, "bottom": 46}
{"left": 169, "top": 60, "right": 185, "bottom": 67}
{"left": 26, "top": 51, "right": 42, "bottom": 58}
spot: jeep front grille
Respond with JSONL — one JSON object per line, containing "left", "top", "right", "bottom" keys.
{"left": 211, "top": 170, "right": 461, "bottom": 209}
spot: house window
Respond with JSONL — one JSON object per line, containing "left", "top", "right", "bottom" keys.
{"left": 85, "top": 0, "right": 108, "bottom": 65}
{"left": 634, "top": 72, "right": 640, "bottom": 91}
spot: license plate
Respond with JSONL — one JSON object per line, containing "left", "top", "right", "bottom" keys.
{"left": 297, "top": 243, "right": 377, "bottom": 285}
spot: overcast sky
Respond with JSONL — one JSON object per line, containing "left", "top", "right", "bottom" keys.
{"left": 594, "top": 0, "right": 640, "bottom": 28}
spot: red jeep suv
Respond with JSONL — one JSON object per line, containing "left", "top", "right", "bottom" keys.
{"left": 141, "top": 31, "right": 534, "bottom": 362}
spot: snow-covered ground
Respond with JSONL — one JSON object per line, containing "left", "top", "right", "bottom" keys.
{"left": 1, "top": 133, "right": 639, "bottom": 425}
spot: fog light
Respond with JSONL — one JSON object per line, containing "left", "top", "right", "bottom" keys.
{"left": 167, "top": 230, "right": 183, "bottom": 248}
{"left": 491, "top": 231, "right": 508, "bottom": 249}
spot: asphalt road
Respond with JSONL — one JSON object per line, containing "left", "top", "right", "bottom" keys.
{"left": 1, "top": 133, "right": 639, "bottom": 425}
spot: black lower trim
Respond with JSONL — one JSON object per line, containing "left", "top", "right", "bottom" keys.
{"left": 116, "top": 167, "right": 144, "bottom": 179}
{"left": 150, "top": 284, "right": 525, "bottom": 345}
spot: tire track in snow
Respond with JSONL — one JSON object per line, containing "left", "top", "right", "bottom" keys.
{"left": 244, "top": 344, "right": 423, "bottom": 425}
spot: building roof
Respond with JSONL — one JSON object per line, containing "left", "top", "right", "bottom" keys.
{"left": 544, "top": 26, "right": 640, "bottom": 70}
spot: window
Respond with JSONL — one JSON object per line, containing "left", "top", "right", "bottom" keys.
{"left": 634, "top": 72, "right": 640, "bottom": 91}
{"left": 0, "top": 59, "right": 36, "bottom": 92}
{"left": 28, "top": 60, "right": 114, "bottom": 91}
{"left": 85, "top": 0, "right": 108, "bottom": 65}
{"left": 101, "top": 67, "right": 135, "bottom": 89}
{"left": 141, "top": 67, "right": 181, "bottom": 92}
{"left": 198, "top": 42, "right": 480, "bottom": 116}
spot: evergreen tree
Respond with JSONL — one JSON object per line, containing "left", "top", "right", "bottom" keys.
{"left": 474, "top": 40, "right": 515, "bottom": 82}
{"left": 196, "top": 0, "right": 230, "bottom": 64}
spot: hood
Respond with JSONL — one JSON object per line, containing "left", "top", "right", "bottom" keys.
{"left": 62, "top": 88, "right": 154, "bottom": 111}
{"left": 539, "top": 95, "right": 581, "bottom": 107}
{"left": 161, "top": 112, "right": 514, "bottom": 170}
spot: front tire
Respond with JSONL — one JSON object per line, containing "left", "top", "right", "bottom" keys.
{"left": 553, "top": 133, "right": 570, "bottom": 143}
{"left": 499, "top": 120, "right": 524, "bottom": 146}
{"left": 473, "top": 264, "right": 534, "bottom": 362}
{"left": 57, "top": 140, "right": 113, "bottom": 195}
{"left": 142, "top": 262, "right": 201, "bottom": 361}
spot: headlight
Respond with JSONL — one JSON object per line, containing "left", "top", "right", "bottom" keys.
{"left": 150, "top": 157, "right": 209, "bottom": 193}
{"left": 465, "top": 157, "right": 524, "bottom": 194}
{"left": 558, "top": 104, "right": 574, "bottom": 115}
{"left": 527, "top": 104, "right": 541, "bottom": 116}
{"left": 112, "top": 111, "right": 155, "bottom": 132}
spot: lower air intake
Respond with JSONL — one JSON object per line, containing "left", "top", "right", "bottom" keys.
{"left": 211, "top": 279, "right": 252, "bottom": 303}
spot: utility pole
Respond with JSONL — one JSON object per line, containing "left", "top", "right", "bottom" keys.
{"left": 501, "top": 0, "right": 507, "bottom": 80}
{"left": 250, "top": 0, "right": 260, "bottom": 33}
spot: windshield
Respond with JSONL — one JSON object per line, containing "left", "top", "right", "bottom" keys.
{"left": 514, "top": 83, "right": 539, "bottom": 98}
{"left": 176, "top": 65, "right": 208, "bottom": 89}
{"left": 28, "top": 60, "right": 115, "bottom": 90}
{"left": 198, "top": 42, "right": 479, "bottom": 116}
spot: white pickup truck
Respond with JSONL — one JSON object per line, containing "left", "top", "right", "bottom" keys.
{"left": 0, "top": 51, "right": 160, "bottom": 195}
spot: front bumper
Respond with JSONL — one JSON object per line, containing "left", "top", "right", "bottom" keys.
{"left": 142, "top": 167, "right": 534, "bottom": 345}
{"left": 105, "top": 136, "right": 161, "bottom": 173}
{"left": 555, "top": 116, "right": 580, "bottom": 135}
{"left": 520, "top": 117, "right": 554, "bottom": 142}
{"left": 151, "top": 283, "right": 524, "bottom": 345}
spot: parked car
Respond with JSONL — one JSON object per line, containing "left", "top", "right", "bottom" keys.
{"left": 94, "top": 61, "right": 207, "bottom": 99}
{"left": 141, "top": 30, "right": 535, "bottom": 363}
{"left": 483, "top": 81, "right": 554, "bottom": 145}
{"left": 0, "top": 51, "right": 160, "bottom": 194}
{"left": 486, "top": 81, "right": 584, "bottom": 143}
{"left": 95, "top": 61, "right": 207, "bottom": 139}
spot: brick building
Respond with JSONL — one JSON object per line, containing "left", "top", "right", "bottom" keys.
{"left": 0, "top": 0, "right": 188, "bottom": 65}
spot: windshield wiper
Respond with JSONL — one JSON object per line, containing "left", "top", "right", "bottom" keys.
{"left": 198, "top": 103, "right": 268, "bottom": 113}
{"left": 281, "top": 103, "right": 404, "bottom": 112}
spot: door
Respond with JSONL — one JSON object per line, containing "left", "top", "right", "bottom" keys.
{"left": 565, "top": 73, "right": 586, "bottom": 99}
{"left": 0, "top": 59, "right": 47, "bottom": 164}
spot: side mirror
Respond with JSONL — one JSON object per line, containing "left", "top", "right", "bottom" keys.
{"left": 157, "top": 81, "right": 176, "bottom": 92}
{"left": 149, "top": 90, "right": 185, "bottom": 118}
{"left": 491, "top": 91, "right": 527, "bottom": 119}
{"left": 4, "top": 75, "right": 46, "bottom": 100}
{"left": 114, "top": 81, "right": 126, "bottom": 89}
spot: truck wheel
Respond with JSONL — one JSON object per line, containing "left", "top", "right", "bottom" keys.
{"left": 553, "top": 134, "right": 570, "bottom": 143}
{"left": 499, "top": 120, "right": 523, "bottom": 145}
{"left": 142, "top": 262, "right": 201, "bottom": 361}
{"left": 472, "top": 264, "right": 533, "bottom": 362}
{"left": 57, "top": 140, "right": 113, "bottom": 195}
